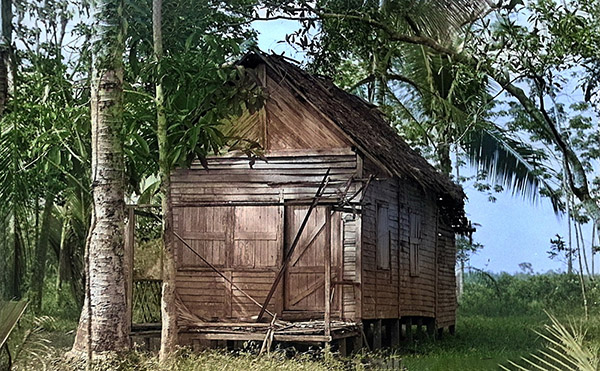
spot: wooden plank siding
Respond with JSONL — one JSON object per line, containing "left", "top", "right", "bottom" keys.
{"left": 359, "top": 158, "right": 457, "bottom": 324}
{"left": 436, "top": 221, "right": 457, "bottom": 327}
{"left": 397, "top": 179, "right": 439, "bottom": 318}
{"left": 341, "top": 213, "right": 359, "bottom": 321}
{"left": 171, "top": 153, "right": 360, "bottom": 206}
{"left": 168, "top": 56, "right": 459, "bottom": 330}
{"left": 264, "top": 73, "right": 351, "bottom": 151}
{"left": 359, "top": 158, "right": 400, "bottom": 319}
{"left": 171, "top": 152, "right": 361, "bottom": 323}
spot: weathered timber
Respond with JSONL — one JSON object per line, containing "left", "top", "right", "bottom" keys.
{"left": 257, "top": 171, "right": 330, "bottom": 322}
{"left": 172, "top": 230, "right": 275, "bottom": 319}
{"left": 161, "top": 51, "right": 466, "bottom": 351}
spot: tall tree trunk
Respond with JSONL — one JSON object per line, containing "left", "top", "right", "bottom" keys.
{"left": 31, "top": 192, "right": 54, "bottom": 313}
{"left": 71, "top": 0, "right": 129, "bottom": 355}
{"left": 455, "top": 154, "right": 464, "bottom": 300}
{"left": 10, "top": 211, "right": 23, "bottom": 300}
{"left": 56, "top": 215, "right": 69, "bottom": 293}
{"left": 592, "top": 222, "right": 596, "bottom": 276}
{"left": 1, "top": 0, "right": 16, "bottom": 302}
{"left": 577, "top": 222, "right": 592, "bottom": 279}
{"left": 154, "top": 0, "right": 177, "bottom": 359}
{"left": 0, "top": 0, "right": 11, "bottom": 115}
{"left": 57, "top": 216, "right": 67, "bottom": 287}
{"left": 438, "top": 141, "right": 452, "bottom": 176}
{"left": 565, "top": 169, "right": 573, "bottom": 274}
{"left": 575, "top": 218, "right": 589, "bottom": 320}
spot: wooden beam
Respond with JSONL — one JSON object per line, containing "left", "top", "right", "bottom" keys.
{"left": 355, "top": 214, "right": 363, "bottom": 320}
{"left": 351, "top": 333, "right": 363, "bottom": 354}
{"left": 289, "top": 219, "right": 327, "bottom": 267}
{"left": 416, "top": 318, "right": 424, "bottom": 339}
{"left": 124, "top": 206, "right": 135, "bottom": 332}
{"left": 405, "top": 317, "right": 413, "bottom": 343}
{"left": 257, "top": 170, "right": 331, "bottom": 322}
{"left": 427, "top": 318, "right": 436, "bottom": 339}
{"left": 288, "top": 277, "right": 324, "bottom": 306}
{"left": 324, "top": 209, "right": 332, "bottom": 337}
{"left": 180, "top": 322, "right": 271, "bottom": 328}
{"left": 390, "top": 319, "right": 400, "bottom": 348}
{"left": 189, "top": 333, "right": 333, "bottom": 343}
{"left": 373, "top": 319, "right": 382, "bottom": 350}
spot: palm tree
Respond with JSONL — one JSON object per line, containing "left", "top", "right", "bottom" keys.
{"left": 71, "top": 0, "right": 130, "bottom": 355}
{"left": 309, "top": 0, "right": 559, "bottom": 205}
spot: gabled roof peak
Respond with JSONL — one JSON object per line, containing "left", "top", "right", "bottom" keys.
{"left": 240, "top": 51, "right": 466, "bottom": 221}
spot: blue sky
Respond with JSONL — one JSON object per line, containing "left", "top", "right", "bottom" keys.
{"left": 252, "top": 19, "right": 595, "bottom": 274}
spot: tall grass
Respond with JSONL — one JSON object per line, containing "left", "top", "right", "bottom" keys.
{"left": 10, "top": 271, "right": 600, "bottom": 370}
{"left": 501, "top": 313, "right": 600, "bottom": 370}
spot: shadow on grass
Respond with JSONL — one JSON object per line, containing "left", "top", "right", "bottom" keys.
{"left": 398, "top": 314, "right": 548, "bottom": 371}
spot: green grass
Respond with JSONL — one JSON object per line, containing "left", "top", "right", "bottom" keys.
{"left": 8, "top": 272, "right": 600, "bottom": 370}
{"left": 399, "top": 314, "right": 548, "bottom": 370}
{"left": 2, "top": 313, "right": 563, "bottom": 370}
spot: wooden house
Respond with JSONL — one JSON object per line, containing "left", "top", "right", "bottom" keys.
{"left": 165, "top": 52, "right": 468, "bottom": 351}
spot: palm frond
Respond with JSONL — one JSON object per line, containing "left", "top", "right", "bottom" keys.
{"left": 500, "top": 313, "right": 599, "bottom": 371}
{"left": 395, "top": 0, "right": 491, "bottom": 42}
{"left": 465, "top": 126, "right": 561, "bottom": 213}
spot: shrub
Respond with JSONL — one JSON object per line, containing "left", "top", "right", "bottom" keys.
{"left": 459, "top": 271, "right": 600, "bottom": 317}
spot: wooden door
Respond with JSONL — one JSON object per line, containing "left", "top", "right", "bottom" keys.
{"left": 284, "top": 205, "right": 331, "bottom": 312}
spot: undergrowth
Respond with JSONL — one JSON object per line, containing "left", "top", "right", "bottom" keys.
{"left": 5, "top": 271, "right": 600, "bottom": 370}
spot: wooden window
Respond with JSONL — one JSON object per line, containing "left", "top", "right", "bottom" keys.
{"left": 376, "top": 204, "right": 390, "bottom": 270}
{"left": 409, "top": 213, "right": 422, "bottom": 277}
{"left": 178, "top": 206, "right": 281, "bottom": 269}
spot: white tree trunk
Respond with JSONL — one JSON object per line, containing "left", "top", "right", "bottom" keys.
{"left": 71, "top": 0, "right": 129, "bottom": 355}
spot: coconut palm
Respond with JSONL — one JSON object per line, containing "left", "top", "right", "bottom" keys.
{"left": 302, "top": 0, "right": 560, "bottom": 207}
{"left": 70, "top": 0, "right": 130, "bottom": 355}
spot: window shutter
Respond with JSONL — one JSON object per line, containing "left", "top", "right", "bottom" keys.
{"left": 376, "top": 204, "right": 390, "bottom": 270}
{"left": 409, "top": 213, "right": 422, "bottom": 276}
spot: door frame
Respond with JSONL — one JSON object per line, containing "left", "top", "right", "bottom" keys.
{"left": 281, "top": 203, "right": 343, "bottom": 317}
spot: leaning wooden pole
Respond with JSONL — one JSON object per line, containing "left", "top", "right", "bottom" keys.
{"left": 256, "top": 169, "right": 331, "bottom": 322}
{"left": 324, "top": 209, "right": 331, "bottom": 337}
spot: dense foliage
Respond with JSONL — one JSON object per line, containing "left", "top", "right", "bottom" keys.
{"left": 460, "top": 271, "right": 600, "bottom": 316}
{"left": 0, "top": 0, "right": 262, "bottom": 309}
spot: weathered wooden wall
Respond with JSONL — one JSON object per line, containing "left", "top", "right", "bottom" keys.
{"left": 264, "top": 72, "right": 351, "bottom": 151}
{"left": 171, "top": 151, "right": 362, "bottom": 323}
{"left": 221, "top": 66, "right": 351, "bottom": 153}
{"left": 397, "top": 180, "right": 438, "bottom": 318}
{"left": 435, "top": 220, "right": 457, "bottom": 328}
{"left": 172, "top": 205, "right": 282, "bottom": 321}
{"left": 360, "top": 173, "right": 400, "bottom": 319}
{"left": 359, "top": 158, "right": 457, "bottom": 325}
{"left": 169, "top": 60, "right": 457, "bottom": 329}
{"left": 341, "top": 213, "right": 360, "bottom": 321}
